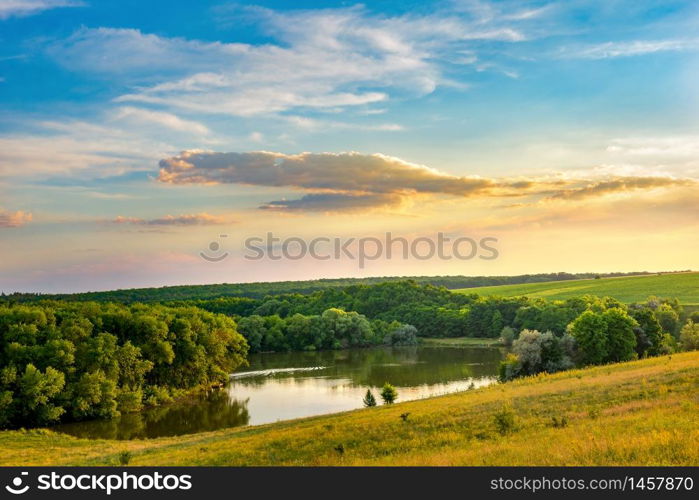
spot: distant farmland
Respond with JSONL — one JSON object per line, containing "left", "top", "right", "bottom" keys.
{"left": 455, "top": 272, "right": 699, "bottom": 306}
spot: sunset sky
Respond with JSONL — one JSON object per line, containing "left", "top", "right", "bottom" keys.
{"left": 1, "top": 0, "right": 698, "bottom": 293}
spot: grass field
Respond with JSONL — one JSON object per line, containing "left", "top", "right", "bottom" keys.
{"left": 1, "top": 351, "right": 697, "bottom": 466}
{"left": 455, "top": 272, "right": 699, "bottom": 306}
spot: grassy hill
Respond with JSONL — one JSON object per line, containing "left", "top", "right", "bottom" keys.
{"left": 1, "top": 351, "right": 697, "bottom": 466}
{"left": 455, "top": 272, "right": 699, "bottom": 306}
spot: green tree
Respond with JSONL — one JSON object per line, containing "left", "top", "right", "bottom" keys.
{"left": 500, "top": 326, "right": 516, "bottom": 347}
{"left": 629, "top": 307, "right": 663, "bottom": 356}
{"left": 602, "top": 308, "right": 638, "bottom": 362}
{"left": 679, "top": 320, "right": 699, "bottom": 351}
{"left": 15, "top": 364, "right": 65, "bottom": 426}
{"left": 570, "top": 310, "right": 608, "bottom": 365}
{"left": 362, "top": 389, "right": 377, "bottom": 407}
{"left": 379, "top": 383, "right": 398, "bottom": 404}
{"left": 654, "top": 304, "right": 680, "bottom": 336}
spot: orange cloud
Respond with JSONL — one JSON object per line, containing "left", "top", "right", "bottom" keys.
{"left": 0, "top": 210, "right": 32, "bottom": 228}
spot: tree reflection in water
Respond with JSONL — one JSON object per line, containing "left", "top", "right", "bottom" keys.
{"left": 53, "top": 390, "right": 250, "bottom": 440}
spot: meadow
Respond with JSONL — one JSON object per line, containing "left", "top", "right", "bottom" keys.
{"left": 1, "top": 350, "right": 697, "bottom": 466}
{"left": 456, "top": 272, "right": 699, "bottom": 307}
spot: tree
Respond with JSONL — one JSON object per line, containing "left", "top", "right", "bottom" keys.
{"left": 570, "top": 310, "right": 608, "bottom": 365}
{"left": 629, "top": 307, "right": 663, "bottom": 356}
{"left": 380, "top": 383, "right": 398, "bottom": 404}
{"left": 500, "top": 326, "right": 516, "bottom": 347}
{"left": 654, "top": 304, "right": 680, "bottom": 336}
{"left": 362, "top": 389, "right": 377, "bottom": 407}
{"left": 384, "top": 324, "right": 418, "bottom": 346}
{"left": 679, "top": 320, "right": 699, "bottom": 351}
{"left": 489, "top": 311, "right": 504, "bottom": 337}
{"left": 602, "top": 308, "right": 638, "bottom": 362}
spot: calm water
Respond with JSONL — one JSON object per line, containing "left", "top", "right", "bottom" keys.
{"left": 53, "top": 346, "right": 504, "bottom": 440}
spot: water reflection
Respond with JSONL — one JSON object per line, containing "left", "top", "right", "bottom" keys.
{"left": 53, "top": 346, "right": 503, "bottom": 440}
{"left": 54, "top": 390, "right": 250, "bottom": 440}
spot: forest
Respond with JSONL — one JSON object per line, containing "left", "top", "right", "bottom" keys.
{"left": 0, "top": 302, "right": 247, "bottom": 429}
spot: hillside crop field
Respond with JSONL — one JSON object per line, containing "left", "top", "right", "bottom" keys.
{"left": 455, "top": 272, "right": 699, "bottom": 306}
{"left": 1, "top": 351, "right": 697, "bottom": 466}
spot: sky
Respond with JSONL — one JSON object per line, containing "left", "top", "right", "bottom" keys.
{"left": 1, "top": 0, "right": 698, "bottom": 293}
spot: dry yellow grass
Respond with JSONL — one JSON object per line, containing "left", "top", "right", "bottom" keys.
{"left": 1, "top": 351, "right": 698, "bottom": 466}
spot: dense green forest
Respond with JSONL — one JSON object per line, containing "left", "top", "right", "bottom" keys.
{"left": 3, "top": 271, "right": 659, "bottom": 302}
{"left": 0, "top": 302, "right": 247, "bottom": 429}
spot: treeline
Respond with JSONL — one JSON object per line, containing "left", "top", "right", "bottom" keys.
{"left": 237, "top": 309, "right": 418, "bottom": 353}
{"left": 165, "top": 281, "right": 692, "bottom": 341}
{"left": 0, "top": 302, "right": 247, "bottom": 429}
{"left": 2, "top": 271, "right": 664, "bottom": 303}
{"left": 499, "top": 296, "right": 699, "bottom": 381}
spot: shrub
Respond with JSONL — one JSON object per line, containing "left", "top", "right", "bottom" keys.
{"left": 118, "top": 451, "right": 132, "bottom": 466}
{"left": 493, "top": 406, "right": 516, "bottom": 435}
{"left": 498, "top": 353, "right": 520, "bottom": 382}
{"left": 380, "top": 383, "right": 398, "bottom": 404}
{"left": 362, "top": 389, "right": 377, "bottom": 407}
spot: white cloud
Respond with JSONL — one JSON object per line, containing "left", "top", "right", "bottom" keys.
{"left": 0, "top": 120, "right": 173, "bottom": 178}
{"left": 113, "top": 106, "right": 210, "bottom": 136}
{"left": 560, "top": 38, "right": 699, "bottom": 59}
{"left": 46, "top": 6, "right": 535, "bottom": 117}
{"left": 0, "top": 0, "right": 82, "bottom": 19}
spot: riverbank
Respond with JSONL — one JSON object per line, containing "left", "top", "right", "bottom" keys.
{"left": 420, "top": 337, "right": 503, "bottom": 347}
{"left": 1, "top": 350, "right": 697, "bottom": 466}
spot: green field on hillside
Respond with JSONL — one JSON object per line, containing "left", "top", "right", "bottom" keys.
{"left": 1, "top": 351, "right": 697, "bottom": 466}
{"left": 456, "top": 272, "right": 699, "bottom": 306}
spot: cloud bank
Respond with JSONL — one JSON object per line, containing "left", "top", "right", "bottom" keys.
{"left": 158, "top": 150, "right": 696, "bottom": 212}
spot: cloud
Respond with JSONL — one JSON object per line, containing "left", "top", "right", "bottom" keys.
{"left": 560, "top": 38, "right": 699, "bottom": 59}
{"left": 0, "top": 210, "right": 32, "bottom": 227}
{"left": 46, "top": 5, "right": 535, "bottom": 117}
{"left": 113, "top": 107, "right": 210, "bottom": 136}
{"left": 0, "top": 0, "right": 82, "bottom": 19}
{"left": 259, "top": 193, "right": 404, "bottom": 212}
{"left": 112, "top": 213, "right": 227, "bottom": 226}
{"left": 157, "top": 149, "right": 697, "bottom": 212}
{"left": 544, "top": 176, "right": 694, "bottom": 200}
{"left": 0, "top": 119, "right": 175, "bottom": 178}
{"left": 607, "top": 136, "right": 699, "bottom": 158}
{"left": 158, "top": 150, "right": 496, "bottom": 196}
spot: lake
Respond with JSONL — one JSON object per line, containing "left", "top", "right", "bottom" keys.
{"left": 52, "top": 345, "right": 504, "bottom": 440}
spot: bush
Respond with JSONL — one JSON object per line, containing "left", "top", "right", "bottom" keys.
{"left": 118, "top": 451, "right": 132, "bottom": 466}
{"left": 493, "top": 406, "right": 516, "bottom": 435}
{"left": 384, "top": 324, "right": 419, "bottom": 346}
{"left": 380, "top": 383, "right": 398, "bottom": 404}
{"left": 498, "top": 353, "right": 520, "bottom": 382}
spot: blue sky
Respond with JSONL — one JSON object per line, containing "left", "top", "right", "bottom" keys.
{"left": 1, "top": 0, "right": 698, "bottom": 292}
